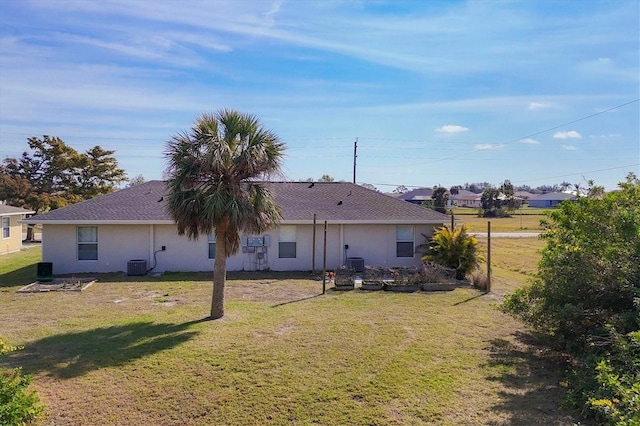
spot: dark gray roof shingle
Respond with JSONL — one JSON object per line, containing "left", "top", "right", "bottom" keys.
{"left": 397, "top": 187, "right": 433, "bottom": 201}
{"left": 528, "top": 192, "right": 576, "bottom": 201}
{"left": 26, "top": 181, "right": 451, "bottom": 224}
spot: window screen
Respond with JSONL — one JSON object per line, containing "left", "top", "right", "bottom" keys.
{"left": 78, "top": 226, "right": 98, "bottom": 260}
{"left": 208, "top": 233, "right": 216, "bottom": 259}
{"left": 1, "top": 217, "right": 9, "bottom": 239}
{"left": 279, "top": 225, "right": 296, "bottom": 258}
{"left": 396, "top": 225, "right": 414, "bottom": 258}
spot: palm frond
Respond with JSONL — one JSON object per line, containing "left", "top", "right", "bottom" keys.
{"left": 164, "top": 109, "right": 285, "bottom": 255}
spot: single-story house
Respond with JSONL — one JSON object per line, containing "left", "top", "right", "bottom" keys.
{"left": 396, "top": 187, "right": 433, "bottom": 205}
{"left": 0, "top": 204, "right": 35, "bottom": 255}
{"left": 514, "top": 191, "right": 535, "bottom": 201}
{"left": 528, "top": 192, "right": 576, "bottom": 208}
{"left": 23, "top": 181, "right": 452, "bottom": 275}
{"left": 450, "top": 190, "right": 482, "bottom": 208}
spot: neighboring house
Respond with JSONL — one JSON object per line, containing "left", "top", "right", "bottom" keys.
{"left": 514, "top": 191, "right": 534, "bottom": 207}
{"left": 0, "top": 205, "right": 35, "bottom": 255}
{"left": 528, "top": 192, "right": 576, "bottom": 208}
{"left": 396, "top": 187, "right": 433, "bottom": 205}
{"left": 514, "top": 191, "right": 534, "bottom": 200}
{"left": 450, "top": 190, "right": 482, "bottom": 208}
{"left": 23, "top": 181, "right": 451, "bottom": 275}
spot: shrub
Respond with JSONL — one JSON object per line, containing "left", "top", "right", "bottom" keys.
{"left": 421, "top": 225, "right": 484, "bottom": 280}
{"left": 0, "top": 338, "right": 42, "bottom": 425}
{"left": 502, "top": 173, "right": 640, "bottom": 424}
{"left": 568, "top": 329, "right": 640, "bottom": 425}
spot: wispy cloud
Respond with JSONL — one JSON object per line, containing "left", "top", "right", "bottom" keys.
{"left": 528, "top": 102, "right": 551, "bottom": 110}
{"left": 0, "top": 0, "right": 637, "bottom": 190}
{"left": 475, "top": 144, "right": 502, "bottom": 150}
{"left": 562, "top": 145, "right": 578, "bottom": 150}
{"left": 436, "top": 125, "right": 469, "bottom": 133}
{"left": 589, "top": 133, "right": 622, "bottom": 138}
{"left": 264, "top": 0, "right": 284, "bottom": 26}
{"left": 553, "top": 131, "right": 582, "bottom": 139}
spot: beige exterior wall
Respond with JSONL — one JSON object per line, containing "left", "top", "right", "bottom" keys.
{"left": 41, "top": 222, "right": 440, "bottom": 274}
{"left": 1, "top": 214, "right": 25, "bottom": 255}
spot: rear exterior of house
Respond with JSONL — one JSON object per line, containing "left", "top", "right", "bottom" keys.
{"left": 0, "top": 205, "right": 35, "bottom": 255}
{"left": 24, "top": 181, "right": 451, "bottom": 275}
{"left": 39, "top": 221, "right": 439, "bottom": 274}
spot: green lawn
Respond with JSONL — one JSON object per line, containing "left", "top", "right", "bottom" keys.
{"left": 0, "top": 243, "right": 574, "bottom": 425}
{"left": 454, "top": 214, "right": 546, "bottom": 233}
{"left": 449, "top": 207, "right": 549, "bottom": 233}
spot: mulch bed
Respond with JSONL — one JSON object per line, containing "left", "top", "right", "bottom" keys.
{"left": 17, "top": 278, "right": 96, "bottom": 293}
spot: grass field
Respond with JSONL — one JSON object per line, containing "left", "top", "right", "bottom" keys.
{"left": 0, "top": 241, "right": 573, "bottom": 425}
{"left": 448, "top": 206, "right": 550, "bottom": 233}
{"left": 451, "top": 213, "right": 547, "bottom": 233}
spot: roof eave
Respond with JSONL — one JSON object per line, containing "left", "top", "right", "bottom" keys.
{"left": 21, "top": 219, "right": 176, "bottom": 225}
{"left": 2, "top": 211, "right": 35, "bottom": 217}
{"left": 22, "top": 219, "right": 450, "bottom": 226}
{"left": 280, "top": 219, "right": 451, "bottom": 225}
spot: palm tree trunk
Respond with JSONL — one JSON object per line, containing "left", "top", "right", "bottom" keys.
{"left": 211, "top": 225, "right": 228, "bottom": 319}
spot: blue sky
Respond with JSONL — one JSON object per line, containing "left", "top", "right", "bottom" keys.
{"left": 1, "top": 0, "right": 638, "bottom": 191}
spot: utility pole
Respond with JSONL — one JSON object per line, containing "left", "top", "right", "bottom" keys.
{"left": 353, "top": 138, "right": 358, "bottom": 184}
{"left": 322, "top": 220, "right": 328, "bottom": 294}
{"left": 312, "top": 214, "right": 317, "bottom": 274}
{"left": 487, "top": 221, "right": 491, "bottom": 293}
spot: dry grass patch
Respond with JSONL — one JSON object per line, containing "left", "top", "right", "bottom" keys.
{"left": 0, "top": 242, "right": 575, "bottom": 425}
{"left": 476, "top": 237, "right": 545, "bottom": 295}
{"left": 456, "top": 215, "right": 546, "bottom": 233}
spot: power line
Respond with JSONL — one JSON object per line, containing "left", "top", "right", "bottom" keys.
{"left": 402, "top": 98, "right": 640, "bottom": 168}
{"left": 509, "top": 163, "right": 640, "bottom": 185}
{"left": 362, "top": 163, "right": 639, "bottom": 189}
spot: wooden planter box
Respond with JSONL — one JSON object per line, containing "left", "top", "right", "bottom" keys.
{"left": 333, "top": 283, "right": 355, "bottom": 291}
{"left": 383, "top": 283, "right": 419, "bottom": 293}
{"left": 361, "top": 281, "right": 384, "bottom": 291}
{"left": 421, "top": 283, "right": 457, "bottom": 292}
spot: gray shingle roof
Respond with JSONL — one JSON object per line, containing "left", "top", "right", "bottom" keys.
{"left": 25, "top": 181, "right": 451, "bottom": 224}
{"left": 397, "top": 187, "right": 433, "bottom": 201}
{"left": 528, "top": 192, "right": 576, "bottom": 201}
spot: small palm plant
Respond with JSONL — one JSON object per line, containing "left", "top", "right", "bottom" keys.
{"left": 421, "top": 225, "right": 484, "bottom": 280}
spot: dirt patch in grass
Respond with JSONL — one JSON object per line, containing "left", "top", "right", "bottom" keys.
{"left": 225, "top": 276, "right": 321, "bottom": 303}
{"left": 17, "top": 278, "right": 96, "bottom": 293}
{"left": 0, "top": 239, "right": 579, "bottom": 425}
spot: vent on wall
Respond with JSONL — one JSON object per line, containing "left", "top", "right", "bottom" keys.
{"left": 346, "top": 257, "right": 365, "bottom": 273}
{"left": 127, "top": 259, "right": 147, "bottom": 276}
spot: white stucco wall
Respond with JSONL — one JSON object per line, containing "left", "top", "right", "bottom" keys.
{"left": 41, "top": 222, "right": 439, "bottom": 274}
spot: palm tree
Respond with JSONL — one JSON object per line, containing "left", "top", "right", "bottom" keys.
{"left": 431, "top": 187, "right": 449, "bottom": 213}
{"left": 164, "top": 110, "right": 285, "bottom": 319}
{"left": 421, "top": 225, "right": 484, "bottom": 280}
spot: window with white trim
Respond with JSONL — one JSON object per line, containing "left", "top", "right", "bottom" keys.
{"left": 1, "top": 217, "right": 9, "bottom": 239}
{"left": 396, "top": 225, "right": 414, "bottom": 258}
{"left": 77, "top": 226, "right": 98, "bottom": 260}
{"left": 278, "top": 225, "right": 296, "bottom": 258}
{"left": 208, "top": 233, "right": 216, "bottom": 259}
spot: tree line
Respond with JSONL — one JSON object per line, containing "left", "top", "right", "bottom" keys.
{"left": 0, "top": 136, "right": 127, "bottom": 239}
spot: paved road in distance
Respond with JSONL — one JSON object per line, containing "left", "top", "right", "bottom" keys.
{"left": 470, "top": 232, "right": 540, "bottom": 238}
